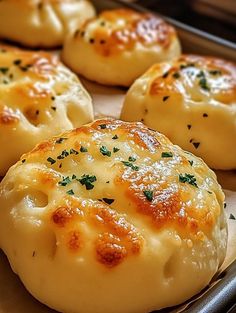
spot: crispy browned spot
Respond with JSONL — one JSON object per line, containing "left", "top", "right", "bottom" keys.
{"left": 52, "top": 206, "right": 75, "bottom": 227}
{"left": 149, "top": 54, "right": 236, "bottom": 104}
{"left": 31, "top": 140, "right": 54, "bottom": 154}
{"left": 90, "top": 119, "right": 160, "bottom": 152}
{"left": 78, "top": 9, "right": 176, "bottom": 57}
{"left": 39, "top": 170, "right": 58, "bottom": 187}
{"left": 95, "top": 233, "right": 127, "bottom": 268}
{"left": 90, "top": 203, "right": 143, "bottom": 267}
{"left": 67, "top": 230, "right": 81, "bottom": 252}
{"left": 0, "top": 106, "right": 19, "bottom": 125}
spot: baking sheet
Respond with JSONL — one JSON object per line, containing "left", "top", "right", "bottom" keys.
{"left": 0, "top": 0, "right": 236, "bottom": 312}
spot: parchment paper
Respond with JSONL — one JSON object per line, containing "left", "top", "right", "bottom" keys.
{"left": 0, "top": 80, "right": 235, "bottom": 313}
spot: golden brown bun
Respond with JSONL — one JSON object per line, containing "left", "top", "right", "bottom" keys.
{"left": 0, "top": 0, "right": 95, "bottom": 48}
{"left": 0, "top": 119, "right": 227, "bottom": 313}
{"left": 0, "top": 44, "right": 93, "bottom": 176}
{"left": 62, "top": 9, "right": 181, "bottom": 86}
{"left": 121, "top": 55, "right": 236, "bottom": 170}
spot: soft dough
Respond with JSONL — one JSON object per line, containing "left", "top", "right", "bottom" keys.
{"left": 62, "top": 8, "right": 181, "bottom": 86}
{"left": 0, "top": 0, "right": 95, "bottom": 48}
{"left": 0, "top": 119, "right": 227, "bottom": 313}
{"left": 121, "top": 55, "right": 236, "bottom": 170}
{"left": 0, "top": 44, "right": 93, "bottom": 176}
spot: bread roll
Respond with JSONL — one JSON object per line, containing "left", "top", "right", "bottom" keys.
{"left": 0, "top": 118, "right": 227, "bottom": 313}
{"left": 0, "top": 44, "right": 93, "bottom": 176}
{"left": 0, "top": 0, "right": 95, "bottom": 48}
{"left": 62, "top": 9, "right": 181, "bottom": 86}
{"left": 121, "top": 55, "right": 236, "bottom": 170}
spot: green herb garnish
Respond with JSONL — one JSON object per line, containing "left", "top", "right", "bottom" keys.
{"left": 58, "top": 176, "right": 71, "bottom": 186}
{"left": 122, "top": 161, "right": 139, "bottom": 171}
{"left": 100, "top": 146, "right": 111, "bottom": 157}
{"left": 0, "top": 67, "right": 9, "bottom": 74}
{"left": 47, "top": 157, "right": 56, "bottom": 165}
{"left": 80, "top": 146, "right": 88, "bottom": 153}
{"left": 78, "top": 174, "right": 97, "bottom": 190}
{"left": 163, "top": 96, "right": 170, "bottom": 102}
{"left": 229, "top": 213, "right": 236, "bottom": 220}
{"left": 209, "top": 70, "right": 221, "bottom": 75}
{"left": 128, "top": 156, "right": 136, "bottom": 162}
{"left": 55, "top": 138, "right": 67, "bottom": 144}
{"left": 102, "top": 198, "right": 115, "bottom": 205}
{"left": 70, "top": 149, "right": 79, "bottom": 155}
{"left": 173, "top": 72, "right": 180, "bottom": 79}
{"left": 112, "top": 134, "right": 118, "bottom": 140}
{"left": 143, "top": 190, "right": 154, "bottom": 202}
{"left": 99, "top": 124, "right": 107, "bottom": 129}
{"left": 67, "top": 189, "right": 74, "bottom": 195}
{"left": 179, "top": 173, "right": 198, "bottom": 188}
{"left": 113, "top": 147, "right": 120, "bottom": 153}
{"left": 161, "top": 152, "right": 173, "bottom": 158}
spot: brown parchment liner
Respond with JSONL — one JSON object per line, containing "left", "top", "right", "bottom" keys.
{"left": 0, "top": 80, "right": 235, "bottom": 313}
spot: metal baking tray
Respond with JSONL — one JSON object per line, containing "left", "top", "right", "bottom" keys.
{"left": 90, "top": 1, "right": 236, "bottom": 312}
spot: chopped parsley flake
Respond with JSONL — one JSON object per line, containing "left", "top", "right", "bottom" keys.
{"left": 80, "top": 146, "right": 88, "bottom": 153}
{"left": 163, "top": 96, "right": 170, "bottom": 102}
{"left": 0, "top": 67, "right": 9, "bottom": 74}
{"left": 179, "top": 173, "right": 198, "bottom": 188}
{"left": 197, "top": 71, "right": 210, "bottom": 91}
{"left": 113, "top": 147, "right": 120, "bottom": 153}
{"left": 67, "top": 189, "right": 74, "bottom": 195}
{"left": 161, "top": 152, "right": 173, "bottom": 158}
{"left": 55, "top": 138, "right": 67, "bottom": 144}
{"left": 112, "top": 134, "right": 118, "bottom": 140}
{"left": 128, "top": 156, "right": 136, "bottom": 162}
{"left": 21, "top": 159, "right": 26, "bottom": 163}
{"left": 173, "top": 72, "right": 180, "bottom": 79}
{"left": 102, "top": 198, "right": 115, "bottom": 205}
{"left": 122, "top": 161, "right": 139, "bottom": 171}
{"left": 229, "top": 213, "right": 235, "bottom": 220}
{"left": 58, "top": 176, "right": 71, "bottom": 186}
{"left": 188, "top": 160, "right": 194, "bottom": 166}
{"left": 70, "top": 149, "right": 79, "bottom": 155}
{"left": 209, "top": 70, "right": 221, "bottom": 75}
{"left": 100, "top": 146, "right": 111, "bottom": 157}
{"left": 99, "top": 124, "right": 107, "bottom": 129}
{"left": 13, "top": 59, "right": 22, "bottom": 65}
{"left": 78, "top": 174, "right": 97, "bottom": 190}
{"left": 143, "top": 190, "right": 154, "bottom": 202}
{"left": 57, "top": 150, "right": 69, "bottom": 159}
{"left": 193, "top": 142, "right": 200, "bottom": 149}
{"left": 47, "top": 157, "right": 56, "bottom": 165}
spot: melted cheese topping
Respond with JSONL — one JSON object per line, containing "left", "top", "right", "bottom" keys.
{"left": 62, "top": 9, "right": 181, "bottom": 86}
{"left": 149, "top": 55, "right": 236, "bottom": 104}
{"left": 121, "top": 55, "right": 236, "bottom": 169}
{"left": 0, "top": 119, "right": 227, "bottom": 313}
{"left": 4, "top": 119, "right": 224, "bottom": 261}
{"left": 0, "top": 45, "right": 93, "bottom": 176}
{"left": 0, "top": 0, "right": 95, "bottom": 47}
{"left": 73, "top": 9, "right": 176, "bottom": 57}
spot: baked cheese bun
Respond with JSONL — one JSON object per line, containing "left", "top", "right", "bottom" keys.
{"left": 121, "top": 55, "right": 236, "bottom": 170}
{"left": 0, "top": 0, "right": 95, "bottom": 48}
{"left": 0, "top": 45, "right": 93, "bottom": 176}
{"left": 0, "top": 119, "right": 227, "bottom": 313}
{"left": 62, "top": 9, "right": 181, "bottom": 87}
